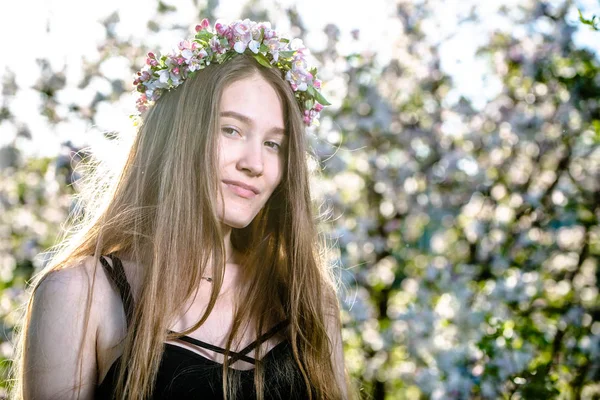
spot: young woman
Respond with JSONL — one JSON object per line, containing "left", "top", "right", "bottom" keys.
{"left": 10, "top": 19, "right": 350, "bottom": 399}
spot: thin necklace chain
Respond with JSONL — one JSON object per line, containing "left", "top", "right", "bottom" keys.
{"left": 201, "top": 253, "right": 235, "bottom": 283}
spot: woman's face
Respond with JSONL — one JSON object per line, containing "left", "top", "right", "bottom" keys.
{"left": 216, "top": 73, "right": 286, "bottom": 229}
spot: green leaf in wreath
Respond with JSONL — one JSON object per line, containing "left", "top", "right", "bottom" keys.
{"left": 278, "top": 50, "right": 296, "bottom": 59}
{"left": 252, "top": 52, "right": 273, "bottom": 68}
{"left": 195, "top": 31, "right": 213, "bottom": 42}
{"left": 307, "top": 86, "right": 331, "bottom": 106}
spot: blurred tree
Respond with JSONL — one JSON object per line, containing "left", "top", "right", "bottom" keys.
{"left": 313, "top": 0, "right": 599, "bottom": 398}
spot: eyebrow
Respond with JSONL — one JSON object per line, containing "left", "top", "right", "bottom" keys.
{"left": 220, "top": 110, "right": 286, "bottom": 136}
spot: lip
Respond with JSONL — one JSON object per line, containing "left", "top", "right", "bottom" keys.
{"left": 222, "top": 180, "right": 260, "bottom": 198}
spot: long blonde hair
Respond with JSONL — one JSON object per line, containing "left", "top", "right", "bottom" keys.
{"left": 9, "top": 54, "right": 347, "bottom": 399}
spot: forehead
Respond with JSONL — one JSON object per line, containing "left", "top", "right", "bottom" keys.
{"left": 220, "top": 75, "right": 285, "bottom": 128}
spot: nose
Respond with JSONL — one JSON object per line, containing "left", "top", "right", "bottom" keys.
{"left": 236, "top": 139, "right": 263, "bottom": 176}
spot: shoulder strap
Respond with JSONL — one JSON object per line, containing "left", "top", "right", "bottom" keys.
{"left": 99, "top": 254, "right": 134, "bottom": 328}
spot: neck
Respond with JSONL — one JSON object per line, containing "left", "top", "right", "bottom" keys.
{"left": 210, "top": 224, "right": 243, "bottom": 290}
{"left": 222, "top": 224, "right": 235, "bottom": 264}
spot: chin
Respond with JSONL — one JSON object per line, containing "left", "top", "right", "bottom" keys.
{"left": 220, "top": 211, "right": 257, "bottom": 229}
{"left": 223, "top": 219, "right": 251, "bottom": 229}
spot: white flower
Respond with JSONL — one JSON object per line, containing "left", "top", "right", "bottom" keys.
{"left": 156, "top": 70, "right": 171, "bottom": 88}
{"left": 290, "top": 38, "right": 304, "bottom": 50}
{"left": 181, "top": 49, "right": 194, "bottom": 62}
{"left": 170, "top": 73, "right": 182, "bottom": 86}
{"left": 188, "top": 59, "right": 201, "bottom": 72}
{"left": 233, "top": 41, "right": 247, "bottom": 53}
{"left": 248, "top": 40, "right": 260, "bottom": 54}
{"left": 266, "top": 38, "right": 285, "bottom": 62}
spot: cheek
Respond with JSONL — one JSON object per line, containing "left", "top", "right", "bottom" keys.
{"left": 217, "top": 140, "right": 235, "bottom": 170}
{"left": 273, "top": 156, "right": 285, "bottom": 185}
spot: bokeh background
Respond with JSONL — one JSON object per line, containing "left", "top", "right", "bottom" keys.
{"left": 1, "top": 0, "right": 599, "bottom": 398}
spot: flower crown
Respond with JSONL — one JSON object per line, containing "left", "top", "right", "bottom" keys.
{"left": 133, "top": 18, "right": 330, "bottom": 127}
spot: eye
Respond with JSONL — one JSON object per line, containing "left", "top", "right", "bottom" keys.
{"left": 264, "top": 141, "right": 281, "bottom": 151}
{"left": 222, "top": 127, "right": 240, "bottom": 137}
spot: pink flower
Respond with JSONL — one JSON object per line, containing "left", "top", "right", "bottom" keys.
{"left": 314, "top": 103, "right": 324, "bottom": 112}
{"left": 146, "top": 52, "right": 158, "bottom": 66}
{"left": 314, "top": 79, "right": 322, "bottom": 89}
{"left": 266, "top": 37, "right": 286, "bottom": 61}
{"left": 231, "top": 20, "right": 253, "bottom": 48}
{"left": 234, "top": 20, "right": 251, "bottom": 36}
{"left": 178, "top": 40, "right": 189, "bottom": 50}
{"left": 138, "top": 71, "right": 151, "bottom": 82}
{"left": 255, "top": 22, "right": 276, "bottom": 40}
{"left": 195, "top": 19, "right": 210, "bottom": 32}
{"left": 136, "top": 94, "right": 149, "bottom": 112}
{"left": 172, "top": 67, "right": 180, "bottom": 75}
{"left": 178, "top": 40, "right": 198, "bottom": 51}
{"left": 209, "top": 36, "right": 226, "bottom": 54}
{"left": 303, "top": 110, "right": 311, "bottom": 124}
{"left": 215, "top": 21, "right": 227, "bottom": 35}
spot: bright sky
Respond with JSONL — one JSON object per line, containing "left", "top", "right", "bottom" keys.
{"left": 0, "top": 0, "right": 598, "bottom": 158}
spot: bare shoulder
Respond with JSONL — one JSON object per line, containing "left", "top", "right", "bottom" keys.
{"left": 24, "top": 255, "right": 121, "bottom": 399}
{"left": 34, "top": 255, "right": 118, "bottom": 311}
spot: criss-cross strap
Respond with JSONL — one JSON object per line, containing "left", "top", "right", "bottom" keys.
{"left": 227, "top": 319, "right": 290, "bottom": 364}
{"left": 167, "top": 331, "right": 257, "bottom": 364}
{"left": 99, "top": 254, "right": 134, "bottom": 327}
{"left": 99, "top": 254, "right": 290, "bottom": 365}
{"left": 169, "top": 319, "right": 290, "bottom": 365}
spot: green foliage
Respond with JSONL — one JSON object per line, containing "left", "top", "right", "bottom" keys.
{"left": 578, "top": 9, "right": 599, "bottom": 31}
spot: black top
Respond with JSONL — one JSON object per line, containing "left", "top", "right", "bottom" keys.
{"left": 95, "top": 254, "right": 311, "bottom": 399}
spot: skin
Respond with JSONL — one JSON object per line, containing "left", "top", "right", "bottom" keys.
{"left": 216, "top": 73, "right": 286, "bottom": 262}
{"left": 23, "top": 73, "right": 349, "bottom": 398}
